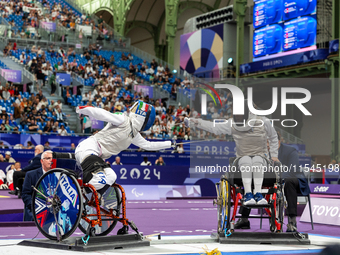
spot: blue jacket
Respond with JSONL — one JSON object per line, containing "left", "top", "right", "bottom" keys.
{"left": 278, "top": 143, "right": 311, "bottom": 196}
{"left": 21, "top": 153, "right": 42, "bottom": 173}
{"left": 21, "top": 167, "right": 43, "bottom": 221}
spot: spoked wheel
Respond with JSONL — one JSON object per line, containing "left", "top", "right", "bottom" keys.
{"left": 32, "top": 169, "right": 83, "bottom": 241}
{"left": 217, "top": 176, "right": 231, "bottom": 234}
{"left": 79, "top": 186, "right": 121, "bottom": 236}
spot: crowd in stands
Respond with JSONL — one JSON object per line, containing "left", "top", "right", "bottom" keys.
{"left": 0, "top": 82, "right": 72, "bottom": 135}
{"left": 0, "top": 0, "right": 237, "bottom": 142}
{"left": 0, "top": 0, "right": 125, "bottom": 48}
{"left": 3, "top": 38, "right": 235, "bottom": 140}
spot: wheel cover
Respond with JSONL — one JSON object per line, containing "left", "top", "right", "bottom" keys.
{"left": 34, "top": 171, "right": 81, "bottom": 238}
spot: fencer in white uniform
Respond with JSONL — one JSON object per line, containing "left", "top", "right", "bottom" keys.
{"left": 184, "top": 101, "right": 279, "bottom": 205}
{"left": 75, "top": 101, "right": 173, "bottom": 193}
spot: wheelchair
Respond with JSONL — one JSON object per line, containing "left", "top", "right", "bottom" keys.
{"left": 31, "top": 154, "right": 140, "bottom": 242}
{"left": 214, "top": 156, "right": 285, "bottom": 235}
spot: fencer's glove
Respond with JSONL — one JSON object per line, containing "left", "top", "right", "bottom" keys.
{"left": 184, "top": 117, "right": 190, "bottom": 128}
{"left": 171, "top": 139, "right": 177, "bottom": 149}
{"left": 0, "top": 184, "right": 8, "bottom": 189}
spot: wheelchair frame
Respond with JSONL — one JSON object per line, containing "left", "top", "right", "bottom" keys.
{"left": 214, "top": 157, "right": 285, "bottom": 235}
{"left": 32, "top": 165, "right": 140, "bottom": 242}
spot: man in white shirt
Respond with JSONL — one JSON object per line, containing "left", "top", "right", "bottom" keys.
{"left": 112, "top": 156, "right": 123, "bottom": 165}
{"left": 157, "top": 63, "right": 165, "bottom": 73}
{"left": 82, "top": 92, "right": 89, "bottom": 101}
{"left": 140, "top": 157, "right": 151, "bottom": 166}
{"left": 20, "top": 52, "right": 26, "bottom": 63}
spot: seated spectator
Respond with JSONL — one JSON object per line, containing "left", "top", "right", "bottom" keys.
{"left": 20, "top": 52, "right": 26, "bottom": 64}
{"left": 28, "top": 119, "right": 39, "bottom": 132}
{"left": 4, "top": 151, "right": 15, "bottom": 163}
{"left": 70, "top": 143, "right": 76, "bottom": 151}
{"left": 44, "top": 141, "right": 51, "bottom": 150}
{"left": 57, "top": 124, "right": 68, "bottom": 136}
{"left": 171, "top": 84, "right": 177, "bottom": 100}
{"left": 2, "top": 88, "right": 10, "bottom": 100}
{"left": 6, "top": 162, "right": 21, "bottom": 191}
{"left": 43, "top": 120, "right": 53, "bottom": 133}
{"left": 26, "top": 141, "right": 34, "bottom": 149}
{"left": 31, "top": 45, "right": 37, "bottom": 53}
{"left": 177, "top": 144, "right": 184, "bottom": 153}
{"left": 155, "top": 156, "right": 166, "bottom": 166}
{"left": 141, "top": 157, "right": 151, "bottom": 166}
{"left": 4, "top": 119, "right": 18, "bottom": 132}
{"left": 22, "top": 150, "right": 52, "bottom": 221}
{"left": 0, "top": 140, "right": 9, "bottom": 149}
{"left": 112, "top": 156, "right": 123, "bottom": 165}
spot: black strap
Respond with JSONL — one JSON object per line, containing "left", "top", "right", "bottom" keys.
{"left": 53, "top": 152, "right": 75, "bottom": 159}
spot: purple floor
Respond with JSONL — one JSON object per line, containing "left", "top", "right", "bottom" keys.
{"left": 1, "top": 190, "right": 340, "bottom": 240}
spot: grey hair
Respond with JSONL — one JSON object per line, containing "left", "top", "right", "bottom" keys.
{"left": 41, "top": 150, "right": 53, "bottom": 160}
{"left": 36, "top": 144, "right": 44, "bottom": 154}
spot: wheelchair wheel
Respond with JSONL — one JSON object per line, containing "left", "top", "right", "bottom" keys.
{"left": 32, "top": 169, "right": 83, "bottom": 241}
{"left": 217, "top": 177, "right": 231, "bottom": 234}
{"left": 79, "top": 186, "right": 121, "bottom": 236}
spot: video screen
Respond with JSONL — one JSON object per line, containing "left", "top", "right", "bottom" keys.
{"left": 253, "top": 0, "right": 283, "bottom": 29}
{"left": 283, "top": 15, "right": 317, "bottom": 51}
{"left": 283, "top": 0, "right": 317, "bottom": 21}
{"left": 253, "top": 24, "right": 283, "bottom": 57}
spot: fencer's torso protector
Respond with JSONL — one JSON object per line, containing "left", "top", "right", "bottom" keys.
{"left": 94, "top": 117, "right": 137, "bottom": 159}
{"left": 231, "top": 116, "right": 267, "bottom": 158}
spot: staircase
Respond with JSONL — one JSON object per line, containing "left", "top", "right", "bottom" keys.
{"left": 0, "top": 56, "right": 33, "bottom": 84}
{"left": 41, "top": 84, "right": 80, "bottom": 133}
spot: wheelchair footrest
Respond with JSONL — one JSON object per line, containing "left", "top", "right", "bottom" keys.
{"left": 18, "top": 234, "right": 150, "bottom": 251}
{"left": 219, "top": 232, "right": 310, "bottom": 245}
{"left": 241, "top": 204, "right": 272, "bottom": 208}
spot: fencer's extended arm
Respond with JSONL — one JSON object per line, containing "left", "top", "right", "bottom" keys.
{"left": 185, "top": 118, "right": 232, "bottom": 136}
{"left": 132, "top": 133, "right": 171, "bottom": 150}
{"left": 76, "top": 106, "right": 125, "bottom": 126}
{"left": 263, "top": 117, "right": 279, "bottom": 158}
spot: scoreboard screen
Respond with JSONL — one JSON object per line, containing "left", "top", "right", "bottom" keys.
{"left": 283, "top": 16, "right": 317, "bottom": 51}
{"left": 283, "top": 0, "right": 317, "bottom": 21}
{"left": 253, "top": 0, "right": 283, "bottom": 29}
{"left": 253, "top": 24, "right": 283, "bottom": 57}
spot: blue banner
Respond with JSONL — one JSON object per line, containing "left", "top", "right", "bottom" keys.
{"left": 91, "top": 119, "right": 104, "bottom": 129}
{"left": 241, "top": 49, "right": 329, "bottom": 75}
{"left": 56, "top": 73, "right": 71, "bottom": 86}
{"left": 1, "top": 69, "right": 22, "bottom": 83}
{"left": 133, "top": 85, "right": 153, "bottom": 98}
{"left": 113, "top": 165, "right": 189, "bottom": 185}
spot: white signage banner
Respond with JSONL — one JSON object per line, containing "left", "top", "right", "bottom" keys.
{"left": 301, "top": 197, "right": 340, "bottom": 226}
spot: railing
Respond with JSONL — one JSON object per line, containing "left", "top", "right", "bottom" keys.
{"left": 62, "top": 0, "right": 86, "bottom": 14}
{"left": 71, "top": 72, "right": 85, "bottom": 86}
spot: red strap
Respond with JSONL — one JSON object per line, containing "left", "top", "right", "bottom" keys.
{"left": 8, "top": 183, "right": 13, "bottom": 190}
{"left": 78, "top": 106, "right": 94, "bottom": 110}
{"left": 0, "top": 180, "right": 3, "bottom": 185}
{"left": 51, "top": 159, "right": 57, "bottom": 169}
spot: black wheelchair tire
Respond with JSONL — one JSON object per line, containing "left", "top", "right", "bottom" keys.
{"left": 32, "top": 168, "right": 83, "bottom": 241}
{"left": 78, "top": 186, "right": 121, "bottom": 236}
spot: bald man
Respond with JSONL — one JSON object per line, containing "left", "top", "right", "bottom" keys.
{"left": 9, "top": 145, "right": 44, "bottom": 197}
